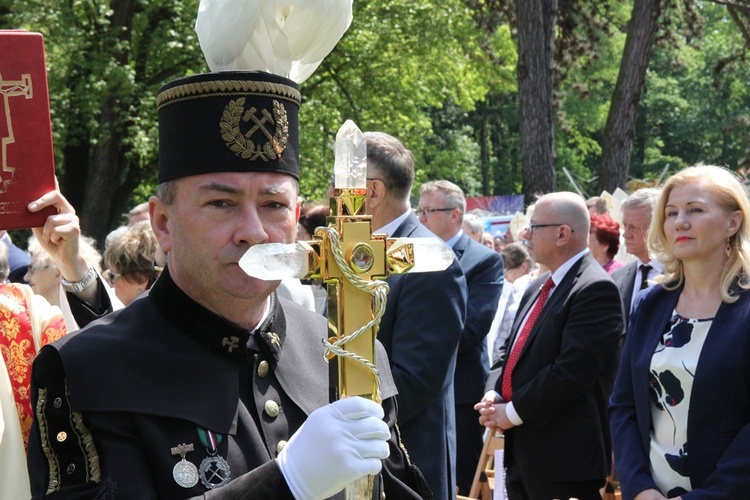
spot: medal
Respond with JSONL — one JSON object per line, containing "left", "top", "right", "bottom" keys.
{"left": 196, "top": 426, "right": 232, "bottom": 489}
{"left": 199, "top": 454, "right": 231, "bottom": 489}
{"left": 170, "top": 443, "right": 199, "bottom": 488}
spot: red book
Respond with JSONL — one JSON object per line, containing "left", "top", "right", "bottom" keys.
{"left": 0, "top": 30, "right": 57, "bottom": 230}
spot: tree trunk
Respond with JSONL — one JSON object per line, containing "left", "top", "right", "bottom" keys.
{"left": 78, "top": 0, "right": 138, "bottom": 245}
{"left": 598, "top": 0, "right": 662, "bottom": 193}
{"left": 80, "top": 95, "right": 130, "bottom": 245}
{"left": 517, "top": 0, "right": 558, "bottom": 206}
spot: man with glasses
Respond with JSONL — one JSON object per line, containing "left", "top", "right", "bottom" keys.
{"left": 611, "top": 188, "right": 662, "bottom": 326}
{"left": 365, "top": 132, "right": 467, "bottom": 500}
{"left": 417, "top": 180, "right": 504, "bottom": 496}
{"left": 476, "top": 191, "right": 622, "bottom": 500}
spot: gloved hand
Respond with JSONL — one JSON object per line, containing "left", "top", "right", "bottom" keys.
{"left": 276, "top": 397, "right": 390, "bottom": 499}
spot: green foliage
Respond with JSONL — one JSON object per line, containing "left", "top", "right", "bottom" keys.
{"left": 635, "top": 2, "right": 750, "bottom": 180}
{"left": 6, "top": 0, "right": 206, "bottom": 239}
{"left": 4, "top": 0, "right": 750, "bottom": 230}
{"left": 298, "top": 0, "right": 500, "bottom": 202}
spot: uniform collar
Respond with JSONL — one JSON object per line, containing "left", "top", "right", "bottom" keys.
{"left": 149, "top": 267, "right": 286, "bottom": 364}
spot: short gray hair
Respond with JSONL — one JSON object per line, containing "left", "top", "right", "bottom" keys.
{"left": 621, "top": 187, "right": 661, "bottom": 215}
{"left": 419, "top": 180, "right": 466, "bottom": 220}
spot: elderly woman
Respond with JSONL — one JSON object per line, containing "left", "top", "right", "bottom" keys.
{"left": 26, "top": 235, "right": 103, "bottom": 308}
{"left": 589, "top": 213, "right": 624, "bottom": 274}
{"left": 609, "top": 164, "right": 750, "bottom": 498}
{"left": 103, "top": 220, "right": 158, "bottom": 305}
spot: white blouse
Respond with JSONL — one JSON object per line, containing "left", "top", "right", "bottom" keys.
{"left": 649, "top": 311, "right": 712, "bottom": 496}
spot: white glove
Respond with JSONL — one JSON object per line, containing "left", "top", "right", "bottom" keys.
{"left": 276, "top": 397, "right": 390, "bottom": 499}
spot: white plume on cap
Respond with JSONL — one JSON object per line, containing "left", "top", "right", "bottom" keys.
{"left": 195, "top": 0, "right": 353, "bottom": 84}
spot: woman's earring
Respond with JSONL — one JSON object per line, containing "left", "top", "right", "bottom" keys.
{"left": 726, "top": 238, "right": 732, "bottom": 257}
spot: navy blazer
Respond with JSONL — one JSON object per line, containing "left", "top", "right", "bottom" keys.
{"left": 612, "top": 260, "right": 638, "bottom": 326}
{"left": 486, "top": 253, "right": 622, "bottom": 483}
{"left": 452, "top": 233, "right": 504, "bottom": 405}
{"left": 609, "top": 283, "right": 750, "bottom": 499}
{"left": 377, "top": 212, "right": 468, "bottom": 500}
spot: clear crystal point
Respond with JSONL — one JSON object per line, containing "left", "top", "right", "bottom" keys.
{"left": 389, "top": 237, "right": 454, "bottom": 273}
{"left": 334, "top": 120, "right": 367, "bottom": 189}
{"left": 239, "top": 242, "right": 309, "bottom": 280}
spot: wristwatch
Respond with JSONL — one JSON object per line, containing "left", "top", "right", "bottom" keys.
{"left": 61, "top": 266, "right": 98, "bottom": 293}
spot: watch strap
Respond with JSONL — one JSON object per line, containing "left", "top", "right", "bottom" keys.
{"left": 61, "top": 266, "right": 97, "bottom": 293}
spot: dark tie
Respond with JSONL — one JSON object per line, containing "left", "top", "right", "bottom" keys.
{"left": 500, "top": 277, "right": 554, "bottom": 402}
{"left": 639, "top": 264, "right": 653, "bottom": 291}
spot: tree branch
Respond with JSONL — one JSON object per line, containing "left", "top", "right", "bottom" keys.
{"left": 706, "top": 0, "right": 750, "bottom": 15}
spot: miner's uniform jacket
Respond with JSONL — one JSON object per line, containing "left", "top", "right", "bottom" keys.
{"left": 26, "top": 268, "right": 427, "bottom": 499}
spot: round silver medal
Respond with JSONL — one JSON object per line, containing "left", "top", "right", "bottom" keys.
{"left": 199, "top": 455, "right": 231, "bottom": 489}
{"left": 172, "top": 459, "right": 199, "bottom": 488}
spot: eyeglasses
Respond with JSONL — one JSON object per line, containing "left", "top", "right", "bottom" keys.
{"left": 620, "top": 223, "right": 648, "bottom": 234}
{"left": 27, "top": 264, "right": 50, "bottom": 275}
{"left": 414, "top": 207, "right": 457, "bottom": 218}
{"left": 526, "top": 223, "right": 574, "bottom": 235}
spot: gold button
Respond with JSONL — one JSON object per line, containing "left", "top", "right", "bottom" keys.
{"left": 277, "top": 440, "right": 287, "bottom": 453}
{"left": 257, "top": 360, "right": 270, "bottom": 378}
{"left": 264, "top": 400, "right": 280, "bottom": 418}
{"left": 57, "top": 431, "right": 67, "bottom": 442}
{"left": 53, "top": 397, "right": 62, "bottom": 408}
{"left": 66, "top": 463, "right": 75, "bottom": 474}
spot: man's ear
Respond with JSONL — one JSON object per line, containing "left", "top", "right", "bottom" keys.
{"left": 367, "top": 179, "right": 386, "bottom": 210}
{"left": 149, "top": 196, "right": 173, "bottom": 254}
{"left": 555, "top": 224, "right": 574, "bottom": 247}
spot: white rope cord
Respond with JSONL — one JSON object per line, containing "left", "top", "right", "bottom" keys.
{"left": 321, "top": 226, "right": 390, "bottom": 398}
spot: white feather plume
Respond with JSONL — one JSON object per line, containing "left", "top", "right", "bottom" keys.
{"left": 196, "top": 0, "right": 353, "bottom": 83}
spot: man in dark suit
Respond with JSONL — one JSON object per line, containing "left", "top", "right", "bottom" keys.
{"left": 476, "top": 191, "right": 623, "bottom": 500}
{"left": 611, "top": 188, "right": 661, "bottom": 326}
{"left": 417, "top": 180, "right": 504, "bottom": 496}
{"left": 365, "top": 133, "right": 468, "bottom": 500}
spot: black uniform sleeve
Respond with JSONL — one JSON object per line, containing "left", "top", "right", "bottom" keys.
{"left": 198, "top": 461, "right": 293, "bottom": 500}
{"left": 27, "top": 346, "right": 117, "bottom": 499}
{"left": 65, "top": 276, "right": 114, "bottom": 327}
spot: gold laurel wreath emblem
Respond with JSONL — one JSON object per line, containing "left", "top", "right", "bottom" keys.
{"left": 220, "top": 98, "right": 289, "bottom": 161}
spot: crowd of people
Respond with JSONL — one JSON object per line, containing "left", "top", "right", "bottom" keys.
{"left": 2, "top": 136, "right": 748, "bottom": 500}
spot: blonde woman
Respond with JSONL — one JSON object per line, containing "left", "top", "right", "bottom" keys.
{"left": 610, "top": 165, "right": 750, "bottom": 499}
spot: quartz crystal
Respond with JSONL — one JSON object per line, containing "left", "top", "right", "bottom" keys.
{"left": 239, "top": 242, "right": 309, "bottom": 280}
{"left": 388, "top": 238, "right": 454, "bottom": 273}
{"left": 333, "top": 120, "right": 366, "bottom": 189}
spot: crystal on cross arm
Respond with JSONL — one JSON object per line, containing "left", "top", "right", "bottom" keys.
{"left": 334, "top": 120, "right": 366, "bottom": 189}
{"left": 388, "top": 237, "right": 454, "bottom": 273}
{"left": 239, "top": 242, "right": 310, "bottom": 280}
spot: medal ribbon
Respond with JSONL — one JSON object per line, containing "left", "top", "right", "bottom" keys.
{"left": 196, "top": 426, "right": 223, "bottom": 454}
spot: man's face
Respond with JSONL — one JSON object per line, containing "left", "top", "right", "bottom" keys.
{"left": 416, "top": 191, "right": 458, "bottom": 241}
{"left": 522, "top": 201, "right": 558, "bottom": 266}
{"left": 621, "top": 206, "right": 652, "bottom": 261}
{"left": 153, "top": 171, "right": 300, "bottom": 315}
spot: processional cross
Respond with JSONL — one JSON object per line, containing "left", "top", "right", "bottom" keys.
{"left": 241, "top": 120, "right": 452, "bottom": 498}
